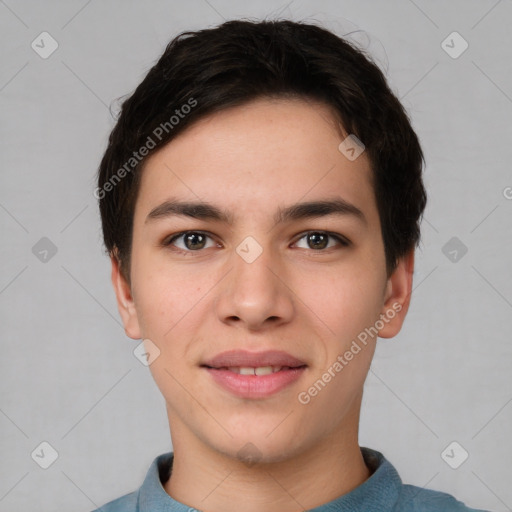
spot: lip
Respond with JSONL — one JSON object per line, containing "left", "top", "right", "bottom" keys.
{"left": 201, "top": 350, "right": 307, "bottom": 399}
{"left": 202, "top": 349, "right": 306, "bottom": 368}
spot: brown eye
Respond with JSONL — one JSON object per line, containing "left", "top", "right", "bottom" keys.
{"left": 183, "top": 232, "right": 207, "bottom": 250}
{"left": 166, "top": 231, "right": 216, "bottom": 252}
{"left": 306, "top": 232, "right": 329, "bottom": 250}
{"left": 294, "top": 231, "right": 350, "bottom": 251}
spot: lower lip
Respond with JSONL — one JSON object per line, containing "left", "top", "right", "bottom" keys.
{"left": 204, "top": 367, "right": 306, "bottom": 399}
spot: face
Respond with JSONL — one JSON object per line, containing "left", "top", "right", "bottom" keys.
{"left": 112, "top": 97, "right": 413, "bottom": 464}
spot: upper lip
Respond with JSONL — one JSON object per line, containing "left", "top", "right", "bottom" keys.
{"left": 202, "top": 350, "right": 307, "bottom": 368}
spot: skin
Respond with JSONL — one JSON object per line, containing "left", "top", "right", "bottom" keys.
{"left": 111, "top": 97, "right": 414, "bottom": 512}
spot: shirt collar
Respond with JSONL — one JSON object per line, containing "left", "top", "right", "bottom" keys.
{"left": 309, "top": 448, "right": 402, "bottom": 511}
{"left": 137, "top": 447, "right": 402, "bottom": 511}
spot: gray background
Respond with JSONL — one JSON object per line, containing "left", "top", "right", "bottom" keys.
{"left": 1, "top": 0, "right": 511, "bottom": 511}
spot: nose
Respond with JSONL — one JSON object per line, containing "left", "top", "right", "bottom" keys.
{"left": 214, "top": 242, "right": 295, "bottom": 331}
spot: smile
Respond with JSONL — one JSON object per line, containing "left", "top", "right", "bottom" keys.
{"left": 201, "top": 350, "right": 308, "bottom": 398}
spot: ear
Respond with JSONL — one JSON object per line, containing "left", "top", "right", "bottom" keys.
{"left": 377, "top": 248, "right": 415, "bottom": 338}
{"left": 110, "top": 252, "right": 142, "bottom": 340}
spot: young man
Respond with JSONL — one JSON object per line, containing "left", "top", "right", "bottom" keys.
{"left": 94, "top": 19, "right": 488, "bottom": 512}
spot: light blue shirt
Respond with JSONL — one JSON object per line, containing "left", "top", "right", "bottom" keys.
{"left": 93, "top": 447, "right": 490, "bottom": 511}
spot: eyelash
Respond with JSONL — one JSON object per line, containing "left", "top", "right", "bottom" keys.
{"left": 163, "top": 230, "right": 350, "bottom": 255}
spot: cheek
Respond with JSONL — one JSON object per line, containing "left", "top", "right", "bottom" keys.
{"left": 137, "top": 280, "right": 194, "bottom": 338}
{"left": 132, "top": 256, "right": 218, "bottom": 356}
{"left": 297, "top": 266, "right": 384, "bottom": 344}
{"left": 133, "top": 265, "right": 208, "bottom": 401}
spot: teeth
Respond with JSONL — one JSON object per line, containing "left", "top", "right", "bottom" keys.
{"left": 255, "top": 366, "right": 274, "bottom": 376}
{"left": 228, "top": 366, "right": 282, "bottom": 375}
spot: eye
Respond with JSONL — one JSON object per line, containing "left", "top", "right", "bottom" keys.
{"left": 293, "top": 231, "right": 350, "bottom": 250}
{"left": 165, "top": 231, "right": 218, "bottom": 252}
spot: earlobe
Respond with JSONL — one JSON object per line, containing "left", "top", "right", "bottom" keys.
{"left": 110, "top": 252, "right": 142, "bottom": 340}
{"left": 378, "top": 249, "right": 415, "bottom": 339}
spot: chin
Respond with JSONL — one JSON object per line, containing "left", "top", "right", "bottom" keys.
{"left": 208, "top": 427, "right": 312, "bottom": 467}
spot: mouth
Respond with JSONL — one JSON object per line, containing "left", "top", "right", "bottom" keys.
{"left": 201, "top": 350, "right": 307, "bottom": 398}
{"left": 208, "top": 365, "right": 299, "bottom": 376}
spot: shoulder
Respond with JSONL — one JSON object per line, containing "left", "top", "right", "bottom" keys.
{"left": 90, "top": 451, "right": 174, "bottom": 512}
{"left": 91, "top": 491, "right": 138, "bottom": 511}
{"left": 395, "top": 484, "right": 490, "bottom": 512}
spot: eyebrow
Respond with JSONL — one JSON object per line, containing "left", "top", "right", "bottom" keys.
{"left": 145, "top": 198, "right": 366, "bottom": 226}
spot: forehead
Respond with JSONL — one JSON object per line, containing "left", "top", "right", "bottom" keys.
{"left": 134, "top": 97, "right": 378, "bottom": 227}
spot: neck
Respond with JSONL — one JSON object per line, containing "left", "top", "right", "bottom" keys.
{"left": 163, "top": 404, "right": 371, "bottom": 511}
